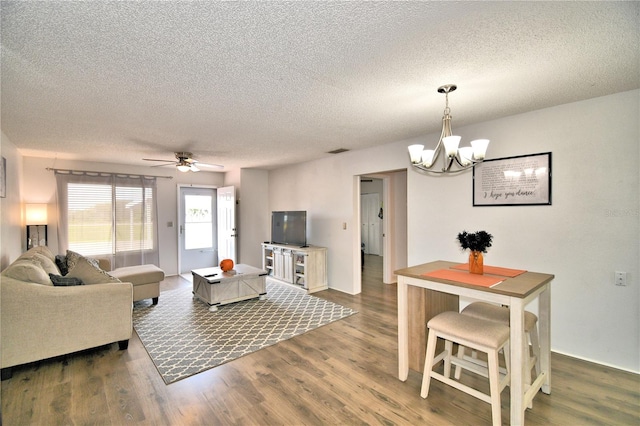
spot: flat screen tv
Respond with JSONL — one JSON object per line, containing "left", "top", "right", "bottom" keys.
{"left": 271, "top": 211, "right": 307, "bottom": 247}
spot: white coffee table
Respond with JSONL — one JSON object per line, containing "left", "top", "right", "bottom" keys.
{"left": 192, "top": 264, "right": 268, "bottom": 312}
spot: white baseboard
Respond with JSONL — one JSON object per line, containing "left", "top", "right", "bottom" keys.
{"left": 552, "top": 350, "right": 639, "bottom": 375}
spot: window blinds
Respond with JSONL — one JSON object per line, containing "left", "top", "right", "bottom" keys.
{"left": 55, "top": 170, "right": 159, "bottom": 268}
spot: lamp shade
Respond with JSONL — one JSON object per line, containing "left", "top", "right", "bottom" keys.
{"left": 458, "top": 147, "right": 474, "bottom": 166}
{"left": 25, "top": 204, "right": 48, "bottom": 225}
{"left": 471, "top": 139, "right": 490, "bottom": 160}
{"left": 422, "top": 149, "right": 436, "bottom": 167}
{"left": 408, "top": 144, "right": 424, "bottom": 163}
{"left": 442, "top": 136, "right": 461, "bottom": 157}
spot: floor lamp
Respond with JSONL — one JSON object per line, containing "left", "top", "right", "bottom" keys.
{"left": 26, "top": 203, "right": 48, "bottom": 249}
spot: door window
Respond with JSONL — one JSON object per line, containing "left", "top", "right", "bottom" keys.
{"left": 184, "top": 195, "right": 213, "bottom": 250}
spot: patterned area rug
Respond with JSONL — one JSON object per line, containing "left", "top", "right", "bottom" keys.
{"left": 133, "top": 279, "right": 357, "bottom": 384}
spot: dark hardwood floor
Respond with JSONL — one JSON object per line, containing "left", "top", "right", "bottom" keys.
{"left": 2, "top": 254, "right": 639, "bottom": 425}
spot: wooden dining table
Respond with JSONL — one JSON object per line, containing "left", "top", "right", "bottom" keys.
{"left": 395, "top": 260, "right": 554, "bottom": 426}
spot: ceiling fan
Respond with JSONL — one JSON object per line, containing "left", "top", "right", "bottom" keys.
{"left": 142, "top": 152, "right": 223, "bottom": 172}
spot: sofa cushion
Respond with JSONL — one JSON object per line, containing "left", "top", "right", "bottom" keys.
{"left": 66, "top": 255, "right": 121, "bottom": 285}
{"left": 49, "top": 273, "right": 84, "bottom": 286}
{"left": 2, "top": 259, "right": 52, "bottom": 285}
{"left": 19, "top": 245, "right": 56, "bottom": 262}
{"left": 16, "top": 250, "right": 60, "bottom": 275}
{"left": 109, "top": 264, "right": 164, "bottom": 285}
{"left": 30, "top": 253, "right": 61, "bottom": 276}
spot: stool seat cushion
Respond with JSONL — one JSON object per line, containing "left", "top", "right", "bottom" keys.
{"left": 109, "top": 264, "right": 164, "bottom": 286}
{"left": 461, "top": 302, "right": 537, "bottom": 331}
{"left": 428, "top": 311, "right": 509, "bottom": 349}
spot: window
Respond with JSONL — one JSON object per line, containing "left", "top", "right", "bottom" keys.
{"left": 67, "top": 182, "right": 113, "bottom": 255}
{"left": 56, "top": 171, "right": 159, "bottom": 267}
{"left": 184, "top": 194, "right": 213, "bottom": 250}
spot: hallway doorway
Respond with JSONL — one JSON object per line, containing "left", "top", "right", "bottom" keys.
{"left": 357, "top": 171, "right": 407, "bottom": 292}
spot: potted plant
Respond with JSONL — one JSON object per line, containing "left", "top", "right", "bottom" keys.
{"left": 457, "top": 230, "right": 493, "bottom": 275}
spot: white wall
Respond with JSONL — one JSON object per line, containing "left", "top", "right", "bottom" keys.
{"left": 21, "top": 157, "right": 225, "bottom": 275}
{"left": 237, "top": 168, "right": 270, "bottom": 267}
{"left": 269, "top": 90, "right": 639, "bottom": 373}
{"left": 220, "top": 168, "right": 270, "bottom": 266}
{"left": 0, "top": 132, "right": 24, "bottom": 269}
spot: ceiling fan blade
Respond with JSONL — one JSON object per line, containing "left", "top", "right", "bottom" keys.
{"left": 196, "top": 162, "right": 224, "bottom": 170}
{"left": 143, "top": 158, "right": 175, "bottom": 162}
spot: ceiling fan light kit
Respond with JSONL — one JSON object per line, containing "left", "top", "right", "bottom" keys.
{"left": 408, "top": 84, "right": 490, "bottom": 174}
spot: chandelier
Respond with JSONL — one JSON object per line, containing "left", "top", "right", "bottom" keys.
{"left": 408, "top": 84, "right": 489, "bottom": 174}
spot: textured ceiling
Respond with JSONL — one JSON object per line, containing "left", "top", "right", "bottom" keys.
{"left": 2, "top": 1, "right": 639, "bottom": 172}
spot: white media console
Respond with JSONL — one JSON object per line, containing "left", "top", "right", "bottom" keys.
{"left": 261, "top": 243, "right": 328, "bottom": 293}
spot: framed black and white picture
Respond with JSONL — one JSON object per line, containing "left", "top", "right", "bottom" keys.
{"left": 473, "top": 152, "right": 552, "bottom": 206}
{"left": 0, "top": 156, "right": 6, "bottom": 198}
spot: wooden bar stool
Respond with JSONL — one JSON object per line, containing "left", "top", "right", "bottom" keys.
{"left": 461, "top": 302, "right": 540, "bottom": 387}
{"left": 421, "top": 311, "right": 510, "bottom": 426}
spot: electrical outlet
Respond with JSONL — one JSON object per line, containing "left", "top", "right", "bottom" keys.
{"left": 615, "top": 271, "right": 627, "bottom": 286}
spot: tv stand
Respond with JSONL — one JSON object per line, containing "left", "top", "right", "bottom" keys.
{"left": 261, "top": 243, "right": 327, "bottom": 293}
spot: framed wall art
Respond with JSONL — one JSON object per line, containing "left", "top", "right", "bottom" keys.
{"left": 472, "top": 152, "right": 552, "bottom": 206}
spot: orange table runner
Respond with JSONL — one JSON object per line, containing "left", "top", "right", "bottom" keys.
{"left": 451, "top": 263, "right": 527, "bottom": 278}
{"left": 422, "top": 269, "right": 504, "bottom": 288}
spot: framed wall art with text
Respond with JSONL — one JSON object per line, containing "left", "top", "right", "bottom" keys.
{"left": 473, "top": 152, "right": 552, "bottom": 206}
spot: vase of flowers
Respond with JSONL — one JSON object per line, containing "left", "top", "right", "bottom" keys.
{"left": 457, "top": 230, "right": 493, "bottom": 275}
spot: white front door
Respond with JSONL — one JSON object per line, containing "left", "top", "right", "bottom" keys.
{"left": 361, "top": 192, "right": 381, "bottom": 255}
{"left": 217, "top": 185, "right": 237, "bottom": 263}
{"left": 179, "top": 187, "right": 217, "bottom": 273}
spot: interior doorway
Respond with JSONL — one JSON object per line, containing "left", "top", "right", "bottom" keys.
{"left": 357, "top": 171, "right": 408, "bottom": 291}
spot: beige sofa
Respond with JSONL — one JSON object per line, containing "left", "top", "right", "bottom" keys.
{"left": 0, "top": 247, "right": 133, "bottom": 379}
